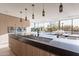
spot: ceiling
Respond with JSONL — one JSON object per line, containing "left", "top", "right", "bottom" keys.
{"left": 0, "top": 3, "right": 79, "bottom": 22}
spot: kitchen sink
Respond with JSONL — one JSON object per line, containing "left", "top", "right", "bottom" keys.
{"left": 22, "top": 35, "right": 53, "bottom": 43}
{"left": 37, "top": 37, "right": 53, "bottom": 42}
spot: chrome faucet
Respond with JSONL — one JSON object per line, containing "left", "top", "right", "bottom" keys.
{"left": 57, "top": 34, "right": 59, "bottom": 38}
{"left": 37, "top": 28, "right": 40, "bottom": 37}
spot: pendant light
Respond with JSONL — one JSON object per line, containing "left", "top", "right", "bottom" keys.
{"left": 32, "top": 13, "right": 34, "bottom": 19}
{"left": 59, "top": 3, "right": 63, "bottom": 13}
{"left": 20, "top": 11, "right": 22, "bottom": 22}
{"left": 32, "top": 4, "right": 35, "bottom": 19}
{"left": 42, "top": 3, "right": 45, "bottom": 16}
{"left": 25, "top": 8, "right": 27, "bottom": 21}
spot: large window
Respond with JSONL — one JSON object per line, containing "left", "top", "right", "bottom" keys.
{"left": 31, "top": 22, "right": 50, "bottom": 32}
{"left": 45, "top": 22, "right": 58, "bottom": 32}
{"left": 31, "top": 21, "right": 59, "bottom": 33}
{"left": 73, "top": 19, "right": 79, "bottom": 34}
{"left": 60, "top": 20, "right": 72, "bottom": 34}
{"left": 30, "top": 18, "right": 79, "bottom": 35}
{"left": 60, "top": 19, "right": 79, "bottom": 34}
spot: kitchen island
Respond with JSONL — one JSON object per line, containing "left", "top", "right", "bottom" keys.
{"left": 9, "top": 34, "right": 79, "bottom": 56}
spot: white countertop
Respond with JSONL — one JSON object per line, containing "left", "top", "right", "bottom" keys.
{"left": 39, "top": 34, "right": 79, "bottom": 53}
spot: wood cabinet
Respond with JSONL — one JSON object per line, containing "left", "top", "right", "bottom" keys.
{"left": 22, "top": 43, "right": 52, "bottom": 56}
{"left": 32, "top": 46, "right": 39, "bottom": 56}
{"left": 0, "top": 13, "right": 30, "bottom": 35}
{"left": 22, "top": 43, "right": 39, "bottom": 56}
{"left": 22, "top": 43, "right": 33, "bottom": 56}
{"left": 9, "top": 37, "right": 56, "bottom": 56}
{"left": 49, "top": 53, "right": 56, "bottom": 56}
{"left": 13, "top": 39, "right": 22, "bottom": 56}
{"left": 39, "top": 49, "right": 50, "bottom": 56}
{"left": 22, "top": 43, "right": 28, "bottom": 56}
{"left": 9, "top": 37, "right": 22, "bottom": 56}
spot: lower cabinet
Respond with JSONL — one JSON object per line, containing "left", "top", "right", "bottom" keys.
{"left": 13, "top": 39, "right": 22, "bottom": 56}
{"left": 9, "top": 38, "right": 22, "bottom": 56}
{"left": 22, "top": 43, "right": 33, "bottom": 56}
{"left": 22, "top": 42, "right": 51, "bottom": 56}
{"left": 9, "top": 37, "right": 56, "bottom": 56}
{"left": 32, "top": 46, "right": 39, "bottom": 56}
{"left": 22, "top": 42, "right": 40, "bottom": 56}
{"left": 39, "top": 49, "right": 50, "bottom": 56}
{"left": 49, "top": 53, "right": 56, "bottom": 56}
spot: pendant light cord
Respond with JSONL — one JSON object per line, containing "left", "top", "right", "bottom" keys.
{"left": 43, "top": 3, "right": 44, "bottom": 10}
{"left": 32, "top": 4, "right": 35, "bottom": 19}
{"left": 20, "top": 11, "right": 22, "bottom": 22}
{"left": 25, "top": 8, "right": 27, "bottom": 16}
{"left": 33, "top": 0, "right": 34, "bottom": 14}
{"left": 25, "top": 8, "right": 27, "bottom": 21}
{"left": 32, "top": 4, "right": 35, "bottom": 14}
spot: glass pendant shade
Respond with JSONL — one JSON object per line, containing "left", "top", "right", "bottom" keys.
{"left": 20, "top": 11, "right": 22, "bottom": 22}
{"left": 59, "top": 3, "right": 63, "bottom": 13}
{"left": 25, "top": 16, "right": 27, "bottom": 21}
{"left": 25, "top": 8, "right": 27, "bottom": 21}
{"left": 25, "top": 8, "right": 27, "bottom": 11}
{"left": 32, "top": 4, "right": 35, "bottom": 19}
{"left": 42, "top": 9, "right": 45, "bottom": 16}
{"left": 32, "top": 4, "right": 35, "bottom": 7}
{"left": 32, "top": 13, "right": 34, "bottom": 19}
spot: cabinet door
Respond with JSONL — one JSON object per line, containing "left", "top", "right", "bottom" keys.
{"left": 39, "top": 49, "right": 50, "bottom": 56}
{"left": 49, "top": 53, "right": 56, "bottom": 56}
{"left": 22, "top": 43, "right": 39, "bottom": 56}
{"left": 9, "top": 37, "right": 16, "bottom": 52}
{"left": 9, "top": 38, "right": 22, "bottom": 56}
{"left": 22, "top": 43, "right": 56, "bottom": 56}
{"left": 14, "top": 39, "right": 22, "bottom": 56}
{"left": 22, "top": 43, "right": 33, "bottom": 56}
{"left": 27, "top": 44, "right": 33, "bottom": 56}
{"left": 22, "top": 43, "right": 28, "bottom": 56}
{"left": 32, "top": 46, "right": 39, "bottom": 56}
{"left": 9, "top": 37, "right": 13, "bottom": 48}
{"left": 39, "top": 48, "right": 56, "bottom": 56}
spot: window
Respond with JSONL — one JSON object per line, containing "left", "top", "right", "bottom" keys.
{"left": 73, "top": 19, "right": 79, "bottom": 34}
{"left": 60, "top": 19, "right": 72, "bottom": 34}
{"left": 30, "top": 21, "right": 59, "bottom": 34}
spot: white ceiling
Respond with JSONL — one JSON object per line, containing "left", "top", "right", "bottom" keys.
{"left": 0, "top": 3, "right": 79, "bottom": 22}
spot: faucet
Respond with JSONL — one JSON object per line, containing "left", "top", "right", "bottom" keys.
{"left": 37, "top": 28, "right": 40, "bottom": 37}
{"left": 57, "top": 34, "right": 59, "bottom": 38}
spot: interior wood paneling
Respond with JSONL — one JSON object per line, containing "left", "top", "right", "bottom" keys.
{"left": 0, "top": 13, "right": 30, "bottom": 35}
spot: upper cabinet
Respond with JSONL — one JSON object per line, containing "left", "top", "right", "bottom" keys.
{"left": 0, "top": 13, "right": 30, "bottom": 35}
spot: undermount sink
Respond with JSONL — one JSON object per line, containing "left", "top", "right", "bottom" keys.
{"left": 37, "top": 37, "right": 53, "bottom": 42}
{"left": 22, "top": 35, "right": 53, "bottom": 42}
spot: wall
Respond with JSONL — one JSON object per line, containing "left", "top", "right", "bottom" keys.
{"left": 0, "top": 13, "right": 30, "bottom": 35}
